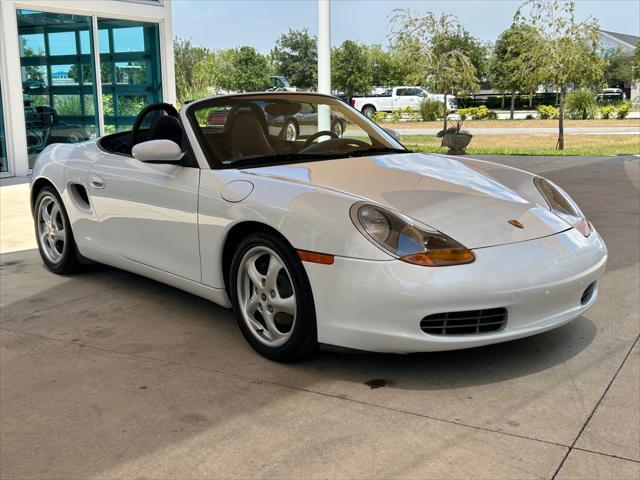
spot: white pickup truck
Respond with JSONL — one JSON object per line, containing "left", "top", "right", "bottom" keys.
{"left": 351, "top": 86, "right": 457, "bottom": 118}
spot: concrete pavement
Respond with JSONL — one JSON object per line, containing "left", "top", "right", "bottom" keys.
{"left": 1, "top": 155, "right": 639, "bottom": 479}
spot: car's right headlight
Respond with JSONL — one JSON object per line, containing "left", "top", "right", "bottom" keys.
{"left": 534, "top": 177, "right": 591, "bottom": 237}
{"left": 350, "top": 202, "right": 475, "bottom": 266}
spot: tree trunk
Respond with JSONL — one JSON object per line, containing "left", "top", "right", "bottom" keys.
{"left": 443, "top": 93, "right": 448, "bottom": 133}
{"left": 510, "top": 90, "right": 515, "bottom": 120}
{"left": 501, "top": 93, "right": 505, "bottom": 109}
{"left": 557, "top": 86, "right": 565, "bottom": 150}
{"left": 529, "top": 92, "right": 533, "bottom": 108}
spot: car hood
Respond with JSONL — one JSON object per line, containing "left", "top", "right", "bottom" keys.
{"left": 243, "top": 153, "right": 570, "bottom": 249}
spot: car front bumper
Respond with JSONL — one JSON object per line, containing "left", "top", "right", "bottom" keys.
{"left": 303, "top": 228, "right": 607, "bottom": 353}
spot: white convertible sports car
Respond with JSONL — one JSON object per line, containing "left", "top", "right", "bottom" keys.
{"left": 31, "top": 93, "right": 607, "bottom": 361}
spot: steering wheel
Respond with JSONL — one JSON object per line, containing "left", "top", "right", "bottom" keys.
{"left": 302, "top": 130, "right": 339, "bottom": 148}
{"left": 129, "top": 102, "right": 179, "bottom": 149}
{"left": 300, "top": 136, "right": 370, "bottom": 154}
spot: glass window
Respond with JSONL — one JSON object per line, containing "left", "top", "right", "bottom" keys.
{"left": 189, "top": 94, "right": 404, "bottom": 168}
{"left": 0, "top": 80, "right": 7, "bottom": 173}
{"left": 17, "top": 10, "right": 99, "bottom": 168}
{"left": 20, "top": 33, "right": 46, "bottom": 57}
{"left": 48, "top": 31, "right": 77, "bottom": 56}
{"left": 98, "top": 18, "right": 162, "bottom": 132}
{"left": 50, "top": 65, "right": 78, "bottom": 86}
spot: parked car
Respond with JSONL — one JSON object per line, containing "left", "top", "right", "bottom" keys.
{"left": 24, "top": 105, "right": 90, "bottom": 154}
{"left": 22, "top": 79, "right": 47, "bottom": 94}
{"left": 205, "top": 100, "right": 346, "bottom": 141}
{"left": 352, "top": 86, "right": 457, "bottom": 118}
{"left": 30, "top": 92, "right": 606, "bottom": 362}
{"left": 597, "top": 88, "right": 625, "bottom": 104}
{"left": 268, "top": 75, "right": 297, "bottom": 92}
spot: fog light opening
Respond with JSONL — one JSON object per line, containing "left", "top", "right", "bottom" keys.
{"left": 581, "top": 281, "right": 597, "bottom": 306}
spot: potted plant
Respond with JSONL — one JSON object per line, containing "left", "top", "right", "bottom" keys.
{"left": 438, "top": 119, "right": 472, "bottom": 155}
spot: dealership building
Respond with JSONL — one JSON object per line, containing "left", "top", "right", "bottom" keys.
{"left": 0, "top": 0, "right": 175, "bottom": 177}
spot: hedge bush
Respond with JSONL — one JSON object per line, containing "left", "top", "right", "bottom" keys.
{"left": 458, "top": 106, "right": 489, "bottom": 120}
{"left": 616, "top": 102, "right": 631, "bottom": 119}
{"left": 537, "top": 105, "right": 559, "bottom": 119}
{"left": 418, "top": 97, "right": 443, "bottom": 121}
{"left": 599, "top": 105, "right": 616, "bottom": 119}
{"left": 565, "top": 89, "right": 597, "bottom": 120}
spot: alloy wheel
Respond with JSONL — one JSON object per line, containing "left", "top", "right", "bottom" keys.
{"left": 284, "top": 122, "right": 297, "bottom": 141}
{"left": 236, "top": 246, "right": 297, "bottom": 347}
{"left": 37, "top": 194, "right": 66, "bottom": 264}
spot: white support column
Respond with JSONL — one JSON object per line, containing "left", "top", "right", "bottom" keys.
{"left": 0, "top": 0, "right": 30, "bottom": 177}
{"left": 317, "top": 0, "right": 331, "bottom": 135}
{"left": 317, "top": 0, "right": 331, "bottom": 95}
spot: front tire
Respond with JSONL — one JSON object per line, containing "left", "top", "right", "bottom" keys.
{"left": 34, "top": 187, "right": 82, "bottom": 274}
{"left": 229, "top": 232, "right": 317, "bottom": 362}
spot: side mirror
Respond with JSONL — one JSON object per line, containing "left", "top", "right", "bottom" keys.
{"left": 384, "top": 127, "right": 401, "bottom": 142}
{"left": 132, "top": 139, "right": 184, "bottom": 163}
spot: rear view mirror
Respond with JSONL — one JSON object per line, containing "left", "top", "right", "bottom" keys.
{"left": 384, "top": 128, "right": 401, "bottom": 142}
{"left": 132, "top": 139, "right": 184, "bottom": 163}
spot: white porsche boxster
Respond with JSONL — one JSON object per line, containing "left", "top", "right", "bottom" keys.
{"left": 31, "top": 93, "right": 607, "bottom": 361}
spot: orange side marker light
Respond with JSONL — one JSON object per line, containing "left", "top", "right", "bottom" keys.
{"left": 297, "top": 250, "right": 335, "bottom": 265}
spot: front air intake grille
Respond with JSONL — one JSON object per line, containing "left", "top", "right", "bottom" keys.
{"left": 420, "top": 308, "right": 508, "bottom": 335}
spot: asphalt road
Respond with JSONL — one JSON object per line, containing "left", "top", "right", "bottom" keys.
{"left": 1, "top": 155, "right": 638, "bottom": 479}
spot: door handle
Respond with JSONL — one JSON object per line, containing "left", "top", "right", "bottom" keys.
{"left": 90, "top": 175, "right": 105, "bottom": 189}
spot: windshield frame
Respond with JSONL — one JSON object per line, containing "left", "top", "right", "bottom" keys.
{"left": 184, "top": 92, "right": 407, "bottom": 170}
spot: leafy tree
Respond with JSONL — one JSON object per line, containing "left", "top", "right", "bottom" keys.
{"left": 390, "top": 10, "right": 479, "bottom": 131}
{"left": 332, "top": 41, "right": 373, "bottom": 100}
{"left": 219, "top": 47, "right": 270, "bottom": 92}
{"left": 602, "top": 47, "right": 634, "bottom": 88}
{"left": 634, "top": 44, "right": 640, "bottom": 80}
{"left": 366, "top": 45, "right": 409, "bottom": 87}
{"left": 173, "top": 37, "right": 210, "bottom": 104}
{"left": 490, "top": 25, "right": 541, "bottom": 118}
{"left": 514, "top": 0, "right": 604, "bottom": 150}
{"left": 271, "top": 29, "right": 317, "bottom": 89}
{"left": 432, "top": 28, "right": 490, "bottom": 82}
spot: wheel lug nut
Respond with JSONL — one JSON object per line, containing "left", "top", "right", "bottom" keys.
{"left": 261, "top": 293, "right": 267, "bottom": 301}
{"left": 267, "top": 306, "right": 274, "bottom": 313}
{"left": 270, "top": 290, "right": 275, "bottom": 298}
{"left": 261, "top": 279, "right": 266, "bottom": 287}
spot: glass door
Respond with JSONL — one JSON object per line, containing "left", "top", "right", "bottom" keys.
{"left": 16, "top": 10, "right": 99, "bottom": 168}
{"left": 98, "top": 18, "right": 162, "bottom": 134}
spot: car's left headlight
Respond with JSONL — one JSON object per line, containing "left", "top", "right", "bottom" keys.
{"left": 350, "top": 202, "right": 475, "bottom": 266}
{"left": 534, "top": 177, "right": 591, "bottom": 237}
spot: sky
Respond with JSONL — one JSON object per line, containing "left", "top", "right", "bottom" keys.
{"left": 172, "top": 0, "right": 640, "bottom": 53}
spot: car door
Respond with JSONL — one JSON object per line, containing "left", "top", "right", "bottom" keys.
{"left": 297, "top": 102, "right": 318, "bottom": 137}
{"left": 88, "top": 154, "right": 201, "bottom": 282}
{"left": 406, "top": 88, "right": 423, "bottom": 108}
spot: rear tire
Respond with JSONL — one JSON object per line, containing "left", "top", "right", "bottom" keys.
{"left": 34, "top": 187, "right": 82, "bottom": 274}
{"left": 362, "top": 105, "right": 376, "bottom": 118}
{"left": 229, "top": 232, "right": 317, "bottom": 362}
{"left": 281, "top": 120, "right": 298, "bottom": 141}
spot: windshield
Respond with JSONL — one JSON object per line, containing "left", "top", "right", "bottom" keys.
{"left": 187, "top": 93, "right": 406, "bottom": 168}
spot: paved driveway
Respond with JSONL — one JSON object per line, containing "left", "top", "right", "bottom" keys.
{"left": 1, "top": 156, "right": 638, "bottom": 479}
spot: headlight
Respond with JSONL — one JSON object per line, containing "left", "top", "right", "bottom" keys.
{"left": 350, "top": 202, "right": 475, "bottom": 266}
{"left": 534, "top": 177, "right": 591, "bottom": 237}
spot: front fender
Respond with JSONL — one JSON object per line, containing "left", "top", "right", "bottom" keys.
{"left": 198, "top": 169, "right": 391, "bottom": 288}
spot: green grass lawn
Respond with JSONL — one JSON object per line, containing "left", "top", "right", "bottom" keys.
{"left": 402, "top": 133, "right": 640, "bottom": 156}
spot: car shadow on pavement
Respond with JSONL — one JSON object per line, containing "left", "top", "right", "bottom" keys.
{"left": 1, "top": 250, "right": 598, "bottom": 395}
